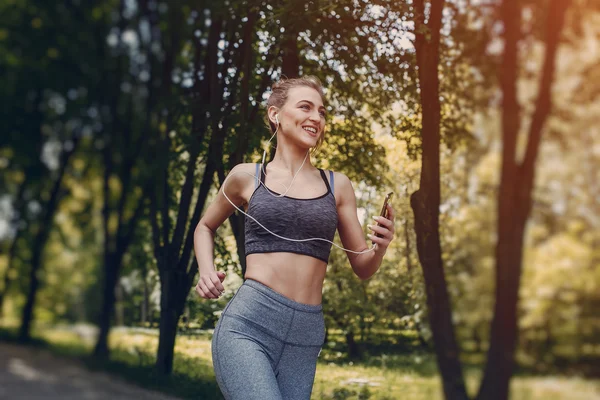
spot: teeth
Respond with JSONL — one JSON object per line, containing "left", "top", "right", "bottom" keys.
{"left": 303, "top": 127, "right": 317, "bottom": 133}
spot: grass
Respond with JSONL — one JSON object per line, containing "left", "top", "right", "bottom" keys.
{"left": 1, "top": 324, "right": 600, "bottom": 399}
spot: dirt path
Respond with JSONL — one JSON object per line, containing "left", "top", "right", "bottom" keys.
{"left": 0, "top": 342, "right": 180, "bottom": 399}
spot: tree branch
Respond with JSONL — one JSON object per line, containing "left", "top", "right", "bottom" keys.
{"left": 520, "top": 0, "right": 571, "bottom": 176}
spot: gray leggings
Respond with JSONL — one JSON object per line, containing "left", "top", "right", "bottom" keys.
{"left": 212, "top": 278, "right": 325, "bottom": 400}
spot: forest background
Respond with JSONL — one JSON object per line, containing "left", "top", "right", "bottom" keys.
{"left": 1, "top": 0, "right": 599, "bottom": 399}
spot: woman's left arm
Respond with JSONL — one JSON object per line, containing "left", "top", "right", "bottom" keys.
{"left": 335, "top": 172, "right": 395, "bottom": 280}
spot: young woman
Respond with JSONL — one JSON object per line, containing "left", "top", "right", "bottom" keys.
{"left": 194, "top": 76, "right": 395, "bottom": 400}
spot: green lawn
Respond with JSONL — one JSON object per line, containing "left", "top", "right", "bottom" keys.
{"left": 3, "top": 325, "right": 600, "bottom": 400}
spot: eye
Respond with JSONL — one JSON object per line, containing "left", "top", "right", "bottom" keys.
{"left": 319, "top": 110, "right": 326, "bottom": 118}
{"left": 300, "top": 104, "right": 310, "bottom": 110}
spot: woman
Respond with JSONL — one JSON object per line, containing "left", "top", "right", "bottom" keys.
{"left": 194, "top": 76, "right": 395, "bottom": 400}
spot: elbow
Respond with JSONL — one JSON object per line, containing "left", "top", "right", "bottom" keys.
{"left": 358, "top": 273, "right": 374, "bottom": 281}
{"left": 195, "top": 220, "right": 215, "bottom": 238}
{"left": 194, "top": 221, "right": 203, "bottom": 237}
{"left": 354, "top": 268, "right": 374, "bottom": 281}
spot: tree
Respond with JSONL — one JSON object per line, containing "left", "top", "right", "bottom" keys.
{"left": 477, "top": 1, "right": 572, "bottom": 398}
{"left": 147, "top": 1, "right": 270, "bottom": 375}
{"left": 92, "top": 0, "right": 161, "bottom": 359}
{"left": 18, "top": 134, "right": 79, "bottom": 341}
{"left": 408, "top": 0, "right": 470, "bottom": 397}
{"left": 407, "top": 0, "right": 573, "bottom": 398}
{"left": 0, "top": 1, "right": 93, "bottom": 337}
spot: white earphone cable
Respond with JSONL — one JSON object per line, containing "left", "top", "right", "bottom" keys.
{"left": 222, "top": 115, "right": 375, "bottom": 255}
{"left": 221, "top": 171, "right": 376, "bottom": 255}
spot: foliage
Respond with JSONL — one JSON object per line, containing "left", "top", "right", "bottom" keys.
{"left": 0, "top": 0, "right": 599, "bottom": 386}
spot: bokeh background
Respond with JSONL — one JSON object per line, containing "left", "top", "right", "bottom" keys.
{"left": 1, "top": 0, "right": 599, "bottom": 399}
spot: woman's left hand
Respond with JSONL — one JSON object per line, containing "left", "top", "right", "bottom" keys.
{"left": 367, "top": 203, "right": 395, "bottom": 252}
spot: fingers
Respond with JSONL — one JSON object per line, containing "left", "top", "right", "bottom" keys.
{"left": 367, "top": 232, "right": 389, "bottom": 250}
{"left": 368, "top": 205, "right": 396, "bottom": 249}
{"left": 372, "top": 215, "right": 395, "bottom": 234}
{"left": 195, "top": 279, "right": 215, "bottom": 299}
{"left": 386, "top": 203, "right": 396, "bottom": 222}
{"left": 195, "top": 272, "right": 226, "bottom": 299}
{"left": 367, "top": 226, "right": 393, "bottom": 248}
{"left": 209, "top": 274, "right": 226, "bottom": 293}
{"left": 368, "top": 223, "right": 392, "bottom": 239}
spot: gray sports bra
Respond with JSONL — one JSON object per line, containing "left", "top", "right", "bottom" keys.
{"left": 244, "top": 163, "right": 338, "bottom": 263}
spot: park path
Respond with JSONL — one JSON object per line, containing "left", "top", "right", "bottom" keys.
{"left": 0, "top": 342, "right": 180, "bottom": 399}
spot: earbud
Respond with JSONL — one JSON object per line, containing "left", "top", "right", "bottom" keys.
{"left": 219, "top": 168, "right": 376, "bottom": 256}
{"left": 219, "top": 110, "right": 374, "bottom": 256}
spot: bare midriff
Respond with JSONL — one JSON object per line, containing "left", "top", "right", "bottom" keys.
{"left": 245, "top": 252, "right": 327, "bottom": 305}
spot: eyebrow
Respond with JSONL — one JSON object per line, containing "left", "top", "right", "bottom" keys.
{"left": 296, "top": 100, "right": 326, "bottom": 111}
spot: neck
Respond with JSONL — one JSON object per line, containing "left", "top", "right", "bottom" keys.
{"left": 269, "top": 147, "right": 312, "bottom": 175}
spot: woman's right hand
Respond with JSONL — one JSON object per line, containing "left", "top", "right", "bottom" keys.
{"left": 195, "top": 270, "right": 227, "bottom": 299}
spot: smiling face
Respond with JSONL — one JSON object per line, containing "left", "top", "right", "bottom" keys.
{"left": 271, "top": 86, "right": 326, "bottom": 150}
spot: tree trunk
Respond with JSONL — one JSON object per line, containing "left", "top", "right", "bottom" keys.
{"left": 411, "top": 0, "right": 468, "bottom": 398}
{"left": 93, "top": 139, "right": 147, "bottom": 359}
{"left": 115, "top": 282, "right": 124, "bottom": 327}
{"left": 0, "top": 229, "right": 20, "bottom": 319}
{"left": 156, "top": 311, "right": 179, "bottom": 374}
{"left": 473, "top": 327, "right": 482, "bottom": 354}
{"left": 93, "top": 251, "right": 122, "bottom": 358}
{"left": 219, "top": 9, "right": 258, "bottom": 277}
{"left": 141, "top": 272, "right": 149, "bottom": 325}
{"left": 18, "top": 243, "right": 43, "bottom": 342}
{"left": 155, "top": 269, "right": 189, "bottom": 375}
{"left": 0, "top": 183, "right": 27, "bottom": 319}
{"left": 280, "top": 17, "right": 299, "bottom": 78}
{"left": 412, "top": 191, "right": 468, "bottom": 399}
{"left": 151, "top": 71, "right": 224, "bottom": 376}
{"left": 404, "top": 216, "right": 412, "bottom": 272}
{"left": 149, "top": 5, "right": 264, "bottom": 376}
{"left": 476, "top": 1, "right": 570, "bottom": 399}
{"left": 18, "top": 136, "right": 78, "bottom": 341}
{"left": 152, "top": 152, "right": 214, "bottom": 374}
{"left": 345, "top": 330, "right": 361, "bottom": 360}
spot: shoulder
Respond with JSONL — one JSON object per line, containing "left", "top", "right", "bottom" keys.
{"left": 329, "top": 171, "right": 355, "bottom": 205}
{"left": 230, "top": 162, "right": 259, "bottom": 175}
{"left": 224, "top": 163, "right": 260, "bottom": 190}
{"left": 220, "top": 163, "right": 262, "bottom": 205}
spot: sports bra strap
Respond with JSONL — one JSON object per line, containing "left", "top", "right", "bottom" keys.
{"left": 318, "top": 169, "right": 330, "bottom": 192}
{"left": 255, "top": 163, "right": 260, "bottom": 189}
{"left": 256, "top": 163, "right": 334, "bottom": 195}
{"left": 329, "top": 170, "right": 334, "bottom": 195}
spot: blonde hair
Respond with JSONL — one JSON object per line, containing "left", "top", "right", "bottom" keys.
{"left": 265, "top": 76, "right": 326, "bottom": 153}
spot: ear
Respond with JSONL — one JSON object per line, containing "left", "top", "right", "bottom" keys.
{"left": 267, "top": 106, "right": 279, "bottom": 125}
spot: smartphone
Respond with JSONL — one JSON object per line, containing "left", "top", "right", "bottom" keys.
{"left": 375, "top": 192, "right": 394, "bottom": 238}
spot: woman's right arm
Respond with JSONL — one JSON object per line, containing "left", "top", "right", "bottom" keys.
{"left": 194, "top": 163, "right": 253, "bottom": 299}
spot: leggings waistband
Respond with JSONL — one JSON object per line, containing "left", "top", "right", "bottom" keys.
{"left": 243, "top": 278, "right": 322, "bottom": 313}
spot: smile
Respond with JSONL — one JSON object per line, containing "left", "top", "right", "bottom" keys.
{"left": 302, "top": 126, "right": 318, "bottom": 136}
